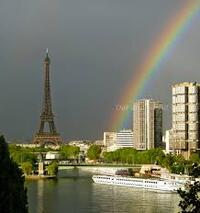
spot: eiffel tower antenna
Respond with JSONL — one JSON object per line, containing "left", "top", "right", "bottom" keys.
{"left": 33, "top": 50, "right": 62, "bottom": 146}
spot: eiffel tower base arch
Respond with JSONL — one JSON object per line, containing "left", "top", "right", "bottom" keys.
{"left": 33, "top": 133, "right": 62, "bottom": 146}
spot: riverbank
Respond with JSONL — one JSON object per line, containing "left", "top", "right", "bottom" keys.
{"left": 59, "top": 166, "right": 140, "bottom": 175}
{"left": 25, "top": 175, "right": 56, "bottom": 180}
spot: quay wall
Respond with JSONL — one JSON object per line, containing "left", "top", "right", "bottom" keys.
{"left": 59, "top": 166, "right": 141, "bottom": 175}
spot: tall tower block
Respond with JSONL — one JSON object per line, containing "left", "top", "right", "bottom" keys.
{"left": 33, "top": 50, "right": 62, "bottom": 146}
{"left": 133, "top": 99, "right": 163, "bottom": 150}
{"left": 172, "top": 82, "right": 200, "bottom": 158}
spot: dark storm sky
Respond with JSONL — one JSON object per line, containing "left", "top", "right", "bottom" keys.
{"left": 0, "top": 0, "right": 200, "bottom": 141}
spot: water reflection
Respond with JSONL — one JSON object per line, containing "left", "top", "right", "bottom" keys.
{"left": 37, "top": 180, "right": 44, "bottom": 213}
{"left": 90, "top": 184, "right": 179, "bottom": 213}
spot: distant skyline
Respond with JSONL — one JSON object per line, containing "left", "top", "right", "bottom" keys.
{"left": 0, "top": 0, "right": 200, "bottom": 141}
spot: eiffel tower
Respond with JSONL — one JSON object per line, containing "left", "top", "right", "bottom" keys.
{"left": 33, "top": 50, "right": 62, "bottom": 146}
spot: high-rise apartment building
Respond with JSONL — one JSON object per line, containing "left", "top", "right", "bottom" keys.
{"left": 172, "top": 82, "right": 200, "bottom": 158}
{"left": 133, "top": 99, "right": 162, "bottom": 150}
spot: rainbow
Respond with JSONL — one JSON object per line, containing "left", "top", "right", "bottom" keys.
{"left": 109, "top": 1, "right": 200, "bottom": 131}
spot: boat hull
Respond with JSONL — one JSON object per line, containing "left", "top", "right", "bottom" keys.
{"left": 92, "top": 175, "right": 181, "bottom": 192}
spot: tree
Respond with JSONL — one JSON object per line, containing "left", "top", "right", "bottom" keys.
{"left": 47, "top": 161, "right": 58, "bottom": 176}
{"left": 189, "top": 153, "right": 200, "bottom": 165}
{"left": 60, "top": 145, "right": 80, "bottom": 160}
{"left": 9, "top": 144, "right": 36, "bottom": 165}
{"left": 21, "top": 162, "right": 33, "bottom": 175}
{"left": 87, "top": 145, "right": 101, "bottom": 160}
{"left": 0, "top": 135, "right": 28, "bottom": 213}
{"left": 178, "top": 164, "right": 200, "bottom": 212}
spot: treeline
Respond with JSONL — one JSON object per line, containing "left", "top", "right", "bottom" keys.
{"left": 8, "top": 144, "right": 200, "bottom": 175}
{"left": 103, "top": 148, "right": 200, "bottom": 174}
{"left": 103, "top": 148, "right": 164, "bottom": 164}
{"left": 8, "top": 144, "right": 99, "bottom": 163}
{"left": 9, "top": 144, "right": 81, "bottom": 164}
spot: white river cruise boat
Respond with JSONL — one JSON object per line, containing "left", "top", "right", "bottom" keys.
{"left": 92, "top": 175, "right": 182, "bottom": 192}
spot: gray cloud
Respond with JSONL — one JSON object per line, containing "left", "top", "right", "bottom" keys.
{"left": 0, "top": 0, "right": 199, "bottom": 141}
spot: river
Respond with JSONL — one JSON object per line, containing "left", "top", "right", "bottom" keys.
{"left": 26, "top": 168, "right": 180, "bottom": 213}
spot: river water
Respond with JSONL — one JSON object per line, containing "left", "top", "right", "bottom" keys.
{"left": 26, "top": 168, "right": 180, "bottom": 213}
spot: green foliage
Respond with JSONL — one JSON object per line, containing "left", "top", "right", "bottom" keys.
{"left": 9, "top": 144, "right": 55, "bottom": 153}
{"left": 9, "top": 144, "right": 37, "bottom": 165}
{"left": 161, "top": 154, "right": 186, "bottom": 174}
{"left": 28, "top": 146, "right": 55, "bottom": 153}
{"left": 47, "top": 161, "right": 58, "bottom": 176}
{"left": 189, "top": 163, "right": 200, "bottom": 178}
{"left": 178, "top": 164, "right": 200, "bottom": 212}
{"left": 170, "top": 164, "right": 185, "bottom": 174}
{"left": 21, "top": 162, "right": 33, "bottom": 175}
{"left": 103, "top": 148, "right": 165, "bottom": 165}
{"left": 189, "top": 153, "right": 200, "bottom": 164}
{"left": 87, "top": 145, "right": 101, "bottom": 160}
{"left": 60, "top": 145, "right": 80, "bottom": 159}
{"left": 0, "top": 135, "right": 28, "bottom": 213}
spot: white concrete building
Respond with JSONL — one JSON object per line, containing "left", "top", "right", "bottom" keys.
{"left": 103, "top": 132, "right": 117, "bottom": 146}
{"left": 16, "top": 143, "right": 60, "bottom": 150}
{"left": 103, "top": 132, "right": 118, "bottom": 151}
{"left": 16, "top": 144, "right": 40, "bottom": 148}
{"left": 163, "top": 129, "right": 174, "bottom": 154}
{"left": 45, "top": 151, "right": 60, "bottom": 160}
{"left": 116, "top": 129, "right": 134, "bottom": 148}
